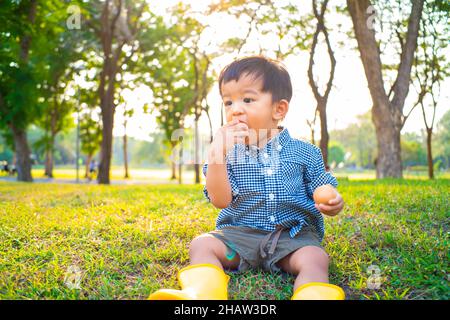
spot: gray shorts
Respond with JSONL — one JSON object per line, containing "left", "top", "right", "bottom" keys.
{"left": 208, "top": 225, "right": 323, "bottom": 273}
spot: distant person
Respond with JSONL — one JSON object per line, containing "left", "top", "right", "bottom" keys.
{"left": 10, "top": 164, "right": 17, "bottom": 176}
{"left": 1, "top": 161, "right": 8, "bottom": 174}
{"left": 89, "top": 159, "right": 97, "bottom": 180}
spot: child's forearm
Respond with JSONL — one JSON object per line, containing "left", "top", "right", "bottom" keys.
{"left": 205, "top": 151, "right": 232, "bottom": 209}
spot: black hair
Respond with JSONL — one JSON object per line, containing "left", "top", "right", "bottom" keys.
{"left": 218, "top": 55, "right": 293, "bottom": 103}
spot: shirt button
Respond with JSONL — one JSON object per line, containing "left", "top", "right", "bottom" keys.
{"left": 277, "top": 145, "right": 282, "bottom": 151}
{"left": 269, "top": 193, "right": 275, "bottom": 200}
{"left": 270, "top": 215, "right": 275, "bottom": 223}
{"left": 267, "top": 169, "right": 273, "bottom": 175}
{"left": 263, "top": 153, "right": 269, "bottom": 159}
{"left": 245, "top": 151, "right": 250, "bottom": 156}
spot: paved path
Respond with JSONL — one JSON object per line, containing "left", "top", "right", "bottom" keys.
{"left": 0, "top": 176, "right": 196, "bottom": 185}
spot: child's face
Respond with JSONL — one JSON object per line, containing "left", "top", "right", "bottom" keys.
{"left": 221, "top": 73, "right": 280, "bottom": 132}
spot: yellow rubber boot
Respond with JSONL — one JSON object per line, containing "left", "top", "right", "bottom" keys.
{"left": 148, "top": 263, "right": 230, "bottom": 300}
{"left": 291, "top": 282, "right": 345, "bottom": 300}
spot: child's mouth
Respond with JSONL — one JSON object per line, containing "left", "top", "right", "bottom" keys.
{"left": 235, "top": 118, "right": 247, "bottom": 125}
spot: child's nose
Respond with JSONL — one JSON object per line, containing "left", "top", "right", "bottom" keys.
{"left": 230, "top": 102, "right": 245, "bottom": 115}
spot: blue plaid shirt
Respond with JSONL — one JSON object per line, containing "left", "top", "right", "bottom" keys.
{"left": 203, "top": 127, "right": 338, "bottom": 241}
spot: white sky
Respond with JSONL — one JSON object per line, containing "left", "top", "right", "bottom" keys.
{"left": 112, "top": 0, "right": 450, "bottom": 142}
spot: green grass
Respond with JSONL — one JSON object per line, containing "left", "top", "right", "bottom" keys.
{"left": 0, "top": 179, "right": 448, "bottom": 300}
{"left": 333, "top": 169, "right": 450, "bottom": 180}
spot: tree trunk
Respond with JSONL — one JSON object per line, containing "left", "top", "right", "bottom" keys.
{"left": 44, "top": 133, "right": 55, "bottom": 178}
{"left": 318, "top": 102, "right": 329, "bottom": 167}
{"left": 178, "top": 141, "right": 183, "bottom": 184}
{"left": 308, "top": 0, "right": 335, "bottom": 168}
{"left": 85, "top": 154, "right": 92, "bottom": 178}
{"left": 98, "top": 100, "right": 114, "bottom": 184}
{"left": 45, "top": 98, "right": 59, "bottom": 178}
{"left": 44, "top": 148, "right": 53, "bottom": 178}
{"left": 19, "top": 0, "right": 37, "bottom": 61}
{"left": 97, "top": 49, "right": 119, "bottom": 185}
{"left": 96, "top": 0, "right": 125, "bottom": 184}
{"left": 205, "top": 107, "right": 213, "bottom": 143}
{"left": 372, "top": 113, "right": 403, "bottom": 178}
{"left": 123, "top": 130, "right": 129, "bottom": 179}
{"left": 10, "top": 125, "right": 33, "bottom": 182}
{"left": 306, "top": 113, "right": 316, "bottom": 145}
{"left": 194, "top": 117, "right": 200, "bottom": 184}
{"left": 171, "top": 161, "right": 176, "bottom": 180}
{"left": 347, "top": 0, "right": 424, "bottom": 178}
{"left": 6, "top": 0, "right": 37, "bottom": 182}
{"left": 426, "top": 128, "right": 434, "bottom": 179}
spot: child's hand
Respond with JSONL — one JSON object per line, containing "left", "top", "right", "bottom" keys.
{"left": 210, "top": 119, "right": 249, "bottom": 159}
{"left": 314, "top": 192, "right": 344, "bottom": 217}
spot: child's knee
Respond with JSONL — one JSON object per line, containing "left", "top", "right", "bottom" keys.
{"left": 189, "top": 234, "right": 220, "bottom": 257}
{"left": 303, "top": 246, "right": 329, "bottom": 268}
{"left": 291, "top": 246, "right": 329, "bottom": 273}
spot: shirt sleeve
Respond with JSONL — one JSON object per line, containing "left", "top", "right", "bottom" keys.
{"left": 202, "top": 163, "right": 211, "bottom": 202}
{"left": 304, "top": 146, "right": 338, "bottom": 198}
{"left": 202, "top": 162, "right": 240, "bottom": 203}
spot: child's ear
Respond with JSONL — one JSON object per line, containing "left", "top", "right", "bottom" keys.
{"left": 272, "top": 99, "right": 289, "bottom": 121}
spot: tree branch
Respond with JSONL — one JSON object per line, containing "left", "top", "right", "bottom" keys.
{"left": 347, "top": 0, "right": 392, "bottom": 127}
{"left": 390, "top": 0, "right": 424, "bottom": 110}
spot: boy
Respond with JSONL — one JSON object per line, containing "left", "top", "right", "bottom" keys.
{"left": 149, "top": 56, "right": 345, "bottom": 300}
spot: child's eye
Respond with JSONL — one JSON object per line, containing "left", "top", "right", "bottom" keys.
{"left": 243, "top": 98, "right": 254, "bottom": 103}
{"left": 224, "top": 101, "right": 232, "bottom": 107}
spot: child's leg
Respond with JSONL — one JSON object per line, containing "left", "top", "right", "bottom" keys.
{"left": 276, "top": 246, "right": 329, "bottom": 291}
{"left": 149, "top": 234, "right": 238, "bottom": 300}
{"left": 189, "top": 234, "right": 240, "bottom": 270}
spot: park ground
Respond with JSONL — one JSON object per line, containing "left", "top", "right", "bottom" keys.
{"left": 0, "top": 173, "right": 448, "bottom": 300}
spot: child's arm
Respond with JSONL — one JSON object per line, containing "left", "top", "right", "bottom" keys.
{"left": 205, "top": 156, "right": 232, "bottom": 209}
{"left": 305, "top": 147, "right": 344, "bottom": 216}
{"left": 205, "top": 119, "right": 248, "bottom": 209}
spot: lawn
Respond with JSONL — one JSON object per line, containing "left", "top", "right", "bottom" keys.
{"left": 0, "top": 179, "right": 448, "bottom": 300}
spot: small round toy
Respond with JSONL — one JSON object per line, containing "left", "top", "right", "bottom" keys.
{"left": 313, "top": 184, "right": 337, "bottom": 205}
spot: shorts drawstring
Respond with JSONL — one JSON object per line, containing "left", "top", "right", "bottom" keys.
{"left": 259, "top": 225, "right": 285, "bottom": 259}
